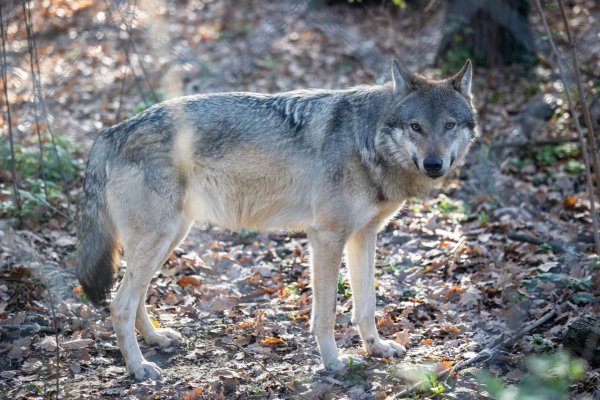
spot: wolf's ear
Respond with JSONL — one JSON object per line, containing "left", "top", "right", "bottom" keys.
{"left": 452, "top": 59, "right": 472, "bottom": 97}
{"left": 392, "top": 59, "right": 411, "bottom": 96}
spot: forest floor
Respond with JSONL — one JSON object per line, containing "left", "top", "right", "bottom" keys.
{"left": 1, "top": 0, "right": 600, "bottom": 399}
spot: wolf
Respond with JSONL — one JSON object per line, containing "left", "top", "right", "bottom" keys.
{"left": 76, "top": 59, "right": 478, "bottom": 380}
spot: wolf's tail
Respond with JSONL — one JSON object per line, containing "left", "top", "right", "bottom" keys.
{"left": 76, "top": 136, "right": 120, "bottom": 304}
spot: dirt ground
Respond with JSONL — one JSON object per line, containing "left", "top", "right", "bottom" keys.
{"left": 1, "top": 0, "right": 600, "bottom": 398}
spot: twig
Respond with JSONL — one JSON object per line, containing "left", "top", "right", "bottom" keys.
{"left": 507, "top": 231, "right": 567, "bottom": 253}
{"left": 22, "top": 0, "right": 48, "bottom": 202}
{"left": 103, "top": 0, "right": 150, "bottom": 105}
{"left": 0, "top": 0, "right": 22, "bottom": 223}
{"left": 556, "top": 0, "right": 600, "bottom": 196}
{"left": 423, "top": 0, "right": 437, "bottom": 13}
{"left": 46, "top": 288, "right": 60, "bottom": 399}
{"left": 535, "top": 0, "right": 600, "bottom": 254}
{"left": 392, "top": 308, "right": 558, "bottom": 398}
{"left": 223, "top": 337, "right": 304, "bottom": 399}
{"left": 20, "top": 189, "right": 73, "bottom": 221}
{"left": 22, "top": 0, "right": 73, "bottom": 217}
{"left": 0, "top": 324, "right": 56, "bottom": 334}
{"left": 104, "top": 0, "right": 157, "bottom": 107}
{"left": 30, "top": 241, "right": 61, "bottom": 399}
{"left": 115, "top": 64, "right": 129, "bottom": 122}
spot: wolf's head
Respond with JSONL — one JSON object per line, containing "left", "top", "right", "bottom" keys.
{"left": 376, "top": 60, "right": 478, "bottom": 179}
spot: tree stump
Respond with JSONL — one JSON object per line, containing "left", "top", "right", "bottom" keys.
{"left": 436, "top": 0, "right": 536, "bottom": 69}
{"left": 564, "top": 316, "right": 600, "bottom": 366}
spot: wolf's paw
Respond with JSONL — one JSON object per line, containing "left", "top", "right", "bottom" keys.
{"left": 324, "top": 354, "right": 364, "bottom": 372}
{"left": 366, "top": 339, "right": 406, "bottom": 359}
{"left": 144, "top": 328, "right": 182, "bottom": 348}
{"left": 130, "top": 360, "right": 163, "bottom": 381}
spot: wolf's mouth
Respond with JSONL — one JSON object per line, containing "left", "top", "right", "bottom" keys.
{"left": 426, "top": 172, "right": 444, "bottom": 179}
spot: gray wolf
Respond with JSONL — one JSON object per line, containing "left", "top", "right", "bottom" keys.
{"left": 76, "top": 59, "right": 478, "bottom": 380}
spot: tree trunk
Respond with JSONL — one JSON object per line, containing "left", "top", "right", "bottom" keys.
{"left": 436, "top": 0, "right": 536, "bottom": 69}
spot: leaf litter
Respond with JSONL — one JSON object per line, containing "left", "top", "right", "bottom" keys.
{"left": 1, "top": 0, "right": 600, "bottom": 398}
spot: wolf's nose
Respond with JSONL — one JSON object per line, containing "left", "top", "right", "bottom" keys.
{"left": 423, "top": 155, "right": 443, "bottom": 173}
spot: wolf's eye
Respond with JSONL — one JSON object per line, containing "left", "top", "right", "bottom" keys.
{"left": 410, "top": 123, "right": 421, "bottom": 132}
{"left": 445, "top": 122, "right": 456, "bottom": 130}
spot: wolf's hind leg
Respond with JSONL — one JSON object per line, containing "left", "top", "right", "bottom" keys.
{"left": 111, "top": 217, "right": 190, "bottom": 381}
{"left": 135, "top": 220, "right": 193, "bottom": 348}
{"left": 135, "top": 294, "right": 182, "bottom": 347}
{"left": 346, "top": 228, "right": 406, "bottom": 359}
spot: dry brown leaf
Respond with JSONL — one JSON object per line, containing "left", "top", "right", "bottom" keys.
{"left": 260, "top": 337, "right": 284, "bottom": 345}
{"left": 564, "top": 195, "right": 577, "bottom": 209}
{"left": 183, "top": 387, "right": 203, "bottom": 400}
{"left": 62, "top": 338, "right": 94, "bottom": 350}
{"left": 178, "top": 275, "right": 202, "bottom": 287}
{"left": 395, "top": 328, "right": 410, "bottom": 346}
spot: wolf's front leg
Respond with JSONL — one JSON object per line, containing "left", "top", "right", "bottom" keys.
{"left": 346, "top": 228, "right": 406, "bottom": 358}
{"left": 308, "top": 229, "right": 357, "bottom": 371}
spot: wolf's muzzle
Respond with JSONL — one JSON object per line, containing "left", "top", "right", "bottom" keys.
{"left": 423, "top": 154, "right": 443, "bottom": 178}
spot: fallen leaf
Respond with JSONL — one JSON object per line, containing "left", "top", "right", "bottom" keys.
{"left": 62, "top": 339, "right": 94, "bottom": 350}
{"left": 459, "top": 287, "right": 482, "bottom": 308}
{"left": 183, "top": 387, "right": 203, "bottom": 400}
{"left": 178, "top": 275, "right": 202, "bottom": 287}
{"left": 37, "top": 336, "right": 59, "bottom": 352}
{"left": 55, "top": 236, "right": 76, "bottom": 247}
{"left": 260, "top": 337, "right": 284, "bottom": 345}
{"left": 395, "top": 328, "right": 410, "bottom": 346}
{"left": 564, "top": 195, "right": 577, "bottom": 209}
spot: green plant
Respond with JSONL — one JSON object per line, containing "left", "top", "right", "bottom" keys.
{"left": 535, "top": 145, "right": 557, "bottom": 166}
{"left": 510, "top": 157, "right": 529, "bottom": 170}
{"left": 235, "top": 228, "right": 258, "bottom": 242}
{"left": 569, "top": 292, "right": 597, "bottom": 305}
{"left": 525, "top": 333, "right": 555, "bottom": 351}
{"left": 0, "top": 135, "right": 82, "bottom": 218}
{"left": 390, "top": 0, "right": 407, "bottom": 7}
{"left": 480, "top": 352, "right": 585, "bottom": 400}
{"left": 132, "top": 91, "right": 165, "bottom": 116}
{"left": 338, "top": 273, "right": 351, "bottom": 297}
{"left": 538, "top": 243, "right": 554, "bottom": 253}
{"left": 19, "top": 383, "right": 43, "bottom": 395}
{"left": 524, "top": 272, "right": 591, "bottom": 292}
{"left": 533, "top": 143, "right": 583, "bottom": 171}
{"left": 257, "top": 56, "right": 278, "bottom": 70}
{"left": 345, "top": 357, "right": 368, "bottom": 384}
{"left": 479, "top": 211, "right": 489, "bottom": 224}
{"left": 554, "top": 143, "right": 579, "bottom": 158}
{"left": 435, "top": 195, "right": 467, "bottom": 221}
{"left": 440, "top": 47, "right": 479, "bottom": 75}
{"left": 565, "top": 159, "right": 585, "bottom": 174}
{"left": 522, "top": 82, "right": 542, "bottom": 100}
{"left": 587, "top": 255, "right": 600, "bottom": 270}
{"left": 285, "top": 282, "right": 299, "bottom": 295}
{"left": 423, "top": 371, "right": 448, "bottom": 397}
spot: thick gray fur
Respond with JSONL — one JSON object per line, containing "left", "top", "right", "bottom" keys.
{"left": 76, "top": 60, "right": 478, "bottom": 379}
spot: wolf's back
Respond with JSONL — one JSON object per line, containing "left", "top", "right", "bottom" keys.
{"left": 76, "top": 134, "right": 120, "bottom": 303}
